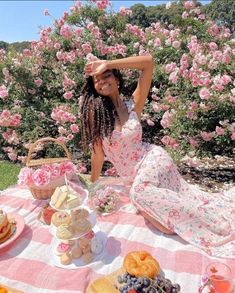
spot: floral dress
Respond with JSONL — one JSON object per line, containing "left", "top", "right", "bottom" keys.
{"left": 102, "top": 100, "right": 235, "bottom": 258}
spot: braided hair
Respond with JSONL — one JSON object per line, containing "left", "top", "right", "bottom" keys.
{"left": 81, "top": 69, "right": 124, "bottom": 151}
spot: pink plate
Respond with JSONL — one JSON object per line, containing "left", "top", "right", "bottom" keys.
{"left": 0, "top": 212, "right": 25, "bottom": 250}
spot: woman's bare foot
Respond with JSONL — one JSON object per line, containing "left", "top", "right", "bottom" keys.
{"left": 139, "top": 210, "right": 176, "bottom": 235}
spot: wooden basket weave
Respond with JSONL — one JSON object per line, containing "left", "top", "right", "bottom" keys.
{"left": 26, "top": 137, "right": 72, "bottom": 200}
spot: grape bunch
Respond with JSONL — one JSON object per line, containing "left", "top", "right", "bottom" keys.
{"left": 116, "top": 272, "right": 181, "bottom": 293}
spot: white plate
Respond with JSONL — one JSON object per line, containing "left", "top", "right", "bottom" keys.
{"left": 49, "top": 209, "right": 96, "bottom": 240}
{"left": 49, "top": 189, "right": 89, "bottom": 211}
{"left": 50, "top": 229, "right": 107, "bottom": 269}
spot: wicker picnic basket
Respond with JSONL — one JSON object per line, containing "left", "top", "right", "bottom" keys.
{"left": 25, "top": 137, "right": 72, "bottom": 200}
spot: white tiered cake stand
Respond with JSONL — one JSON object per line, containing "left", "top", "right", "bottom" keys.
{"left": 49, "top": 189, "right": 107, "bottom": 269}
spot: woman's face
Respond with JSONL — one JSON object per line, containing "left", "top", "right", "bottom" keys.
{"left": 93, "top": 70, "right": 119, "bottom": 97}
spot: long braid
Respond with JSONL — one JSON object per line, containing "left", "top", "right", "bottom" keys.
{"left": 80, "top": 71, "right": 123, "bottom": 151}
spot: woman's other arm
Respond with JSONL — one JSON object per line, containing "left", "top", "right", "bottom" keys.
{"left": 90, "top": 138, "right": 104, "bottom": 183}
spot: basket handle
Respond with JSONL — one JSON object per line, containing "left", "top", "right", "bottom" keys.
{"left": 26, "top": 137, "right": 72, "bottom": 167}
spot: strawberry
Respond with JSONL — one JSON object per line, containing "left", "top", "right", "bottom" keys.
{"left": 128, "top": 290, "right": 137, "bottom": 293}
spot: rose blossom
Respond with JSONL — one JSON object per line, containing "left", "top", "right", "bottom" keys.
{"left": 200, "top": 131, "right": 214, "bottom": 141}
{"left": 70, "top": 124, "right": 79, "bottom": 133}
{"left": 172, "top": 41, "right": 181, "bottom": 49}
{"left": 199, "top": 87, "right": 211, "bottom": 99}
{"left": 59, "top": 161, "right": 77, "bottom": 176}
{"left": 32, "top": 169, "right": 51, "bottom": 187}
{"left": 215, "top": 126, "right": 225, "bottom": 136}
{"left": 18, "top": 167, "right": 33, "bottom": 186}
{"left": 182, "top": 11, "right": 189, "bottom": 19}
{"left": 34, "top": 79, "right": 43, "bottom": 87}
{"left": 160, "top": 111, "right": 174, "bottom": 129}
{"left": 0, "top": 85, "right": 8, "bottom": 98}
{"left": 67, "top": 134, "right": 74, "bottom": 140}
{"left": 63, "top": 91, "right": 73, "bottom": 100}
{"left": 189, "top": 138, "right": 199, "bottom": 148}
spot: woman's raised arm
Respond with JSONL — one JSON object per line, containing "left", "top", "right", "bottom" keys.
{"left": 85, "top": 55, "right": 154, "bottom": 117}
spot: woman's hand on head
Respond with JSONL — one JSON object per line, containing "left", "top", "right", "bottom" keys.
{"left": 85, "top": 60, "right": 108, "bottom": 76}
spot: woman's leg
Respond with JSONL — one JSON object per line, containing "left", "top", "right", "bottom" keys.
{"left": 139, "top": 210, "right": 176, "bottom": 235}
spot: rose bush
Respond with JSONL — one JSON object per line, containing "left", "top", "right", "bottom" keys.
{"left": 0, "top": 0, "right": 234, "bottom": 172}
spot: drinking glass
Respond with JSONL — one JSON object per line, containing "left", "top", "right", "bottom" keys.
{"left": 205, "top": 262, "right": 234, "bottom": 293}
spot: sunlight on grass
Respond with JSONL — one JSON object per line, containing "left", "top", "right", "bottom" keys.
{"left": 0, "top": 161, "right": 20, "bottom": 190}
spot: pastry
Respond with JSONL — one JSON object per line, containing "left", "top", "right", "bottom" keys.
{"left": 81, "top": 243, "right": 91, "bottom": 254}
{"left": 61, "top": 239, "right": 75, "bottom": 246}
{"left": 73, "top": 208, "right": 89, "bottom": 220}
{"left": 75, "top": 219, "right": 92, "bottom": 233}
{"left": 82, "top": 252, "right": 93, "bottom": 264}
{"left": 0, "top": 210, "right": 11, "bottom": 244}
{"left": 55, "top": 242, "right": 71, "bottom": 256}
{"left": 60, "top": 252, "right": 72, "bottom": 265}
{"left": 71, "top": 246, "right": 82, "bottom": 259}
{"left": 84, "top": 230, "right": 95, "bottom": 240}
{"left": 123, "top": 251, "right": 160, "bottom": 278}
{"left": 51, "top": 211, "right": 71, "bottom": 227}
{"left": 91, "top": 236, "right": 103, "bottom": 255}
{"left": 90, "top": 278, "right": 119, "bottom": 293}
{"left": 56, "top": 224, "right": 74, "bottom": 240}
{"left": 78, "top": 237, "right": 90, "bottom": 249}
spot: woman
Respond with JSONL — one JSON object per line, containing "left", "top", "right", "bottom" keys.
{"left": 81, "top": 56, "right": 235, "bottom": 258}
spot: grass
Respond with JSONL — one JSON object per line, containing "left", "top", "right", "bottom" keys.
{"left": 0, "top": 161, "right": 21, "bottom": 190}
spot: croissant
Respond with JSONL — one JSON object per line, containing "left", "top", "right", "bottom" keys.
{"left": 123, "top": 251, "right": 160, "bottom": 278}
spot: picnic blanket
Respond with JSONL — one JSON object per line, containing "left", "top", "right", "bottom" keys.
{"left": 0, "top": 186, "right": 234, "bottom": 293}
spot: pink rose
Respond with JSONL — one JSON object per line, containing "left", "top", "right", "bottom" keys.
{"left": 161, "top": 135, "right": 179, "bottom": 149}
{"left": 60, "top": 25, "right": 73, "bottom": 39}
{"left": 215, "top": 126, "right": 225, "bottom": 136}
{"left": 160, "top": 111, "right": 174, "bottom": 129}
{"left": 67, "top": 134, "right": 74, "bottom": 140}
{"left": 153, "top": 38, "right": 161, "bottom": 47}
{"left": 182, "top": 11, "right": 189, "bottom": 19}
{"left": 165, "top": 62, "right": 177, "bottom": 74}
{"left": 59, "top": 161, "right": 76, "bottom": 176}
{"left": 200, "top": 131, "right": 214, "bottom": 141}
{"left": 70, "top": 124, "right": 79, "bottom": 133}
{"left": 63, "top": 91, "right": 73, "bottom": 100}
{"left": 18, "top": 167, "right": 33, "bottom": 186}
{"left": 57, "top": 136, "right": 67, "bottom": 144}
{"left": 77, "top": 163, "right": 87, "bottom": 174}
{"left": 34, "top": 79, "right": 42, "bottom": 87}
{"left": 169, "top": 70, "right": 179, "bottom": 83}
{"left": 189, "top": 138, "right": 199, "bottom": 148}
{"left": 199, "top": 88, "right": 211, "bottom": 99}
{"left": 147, "top": 118, "right": 155, "bottom": 126}
{"left": 32, "top": 169, "right": 51, "bottom": 187}
{"left": 172, "top": 41, "right": 181, "bottom": 49}
{"left": 209, "top": 42, "right": 218, "bottom": 51}
{"left": 0, "top": 85, "right": 8, "bottom": 98}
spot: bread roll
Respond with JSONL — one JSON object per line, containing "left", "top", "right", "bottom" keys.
{"left": 90, "top": 278, "right": 119, "bottom": 293}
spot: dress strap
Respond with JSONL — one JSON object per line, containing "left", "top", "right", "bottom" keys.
{"left": 125, "top": 99, "right": 135, "bottom": 114}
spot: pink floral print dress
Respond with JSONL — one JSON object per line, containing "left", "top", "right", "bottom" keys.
{"left": 102, "top": 100, "right": 235, "bottom": 258}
